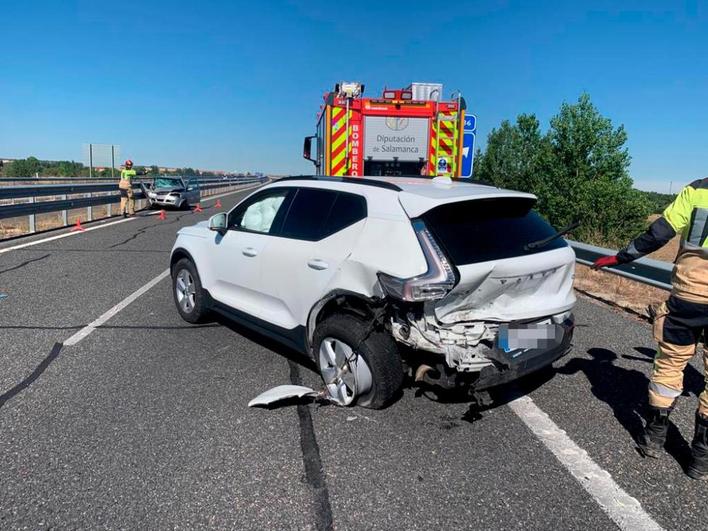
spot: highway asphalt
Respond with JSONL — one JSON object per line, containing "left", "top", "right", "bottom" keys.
{"left": 0, "top": 186, "right": 705, "bottom": 530}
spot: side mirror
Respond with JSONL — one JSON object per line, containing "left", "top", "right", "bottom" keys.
{"left": 209, "top": 212, "right": 227, "bottom": 234}
{"left": 303, "top": 135, "right": 317, "bottom": 165}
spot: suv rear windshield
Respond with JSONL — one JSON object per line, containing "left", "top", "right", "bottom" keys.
{"left": 421, "top": 197, "right": 567, "bottom": 265}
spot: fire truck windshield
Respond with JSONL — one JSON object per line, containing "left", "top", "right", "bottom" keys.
{"left": 364, "top": 159, "right": 426, "bottom": 177}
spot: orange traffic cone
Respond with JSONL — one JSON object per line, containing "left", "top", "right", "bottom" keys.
{"left": 215, "top": 199, "right": 222, "bottom": 209}
{"left": 194, "top": 203, "right": 203, "bottom": 213}
{"left": 70, "top": 219, "right": 86, "bottom": 232}
{"left": 159, "top": 210, "right": 166, "bottom": 220}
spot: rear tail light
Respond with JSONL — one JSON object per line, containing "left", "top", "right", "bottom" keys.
{"left": 378, "top": 220, "right": 457, "bottom": 302}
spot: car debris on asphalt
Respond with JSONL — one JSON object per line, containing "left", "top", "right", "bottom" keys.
{"left": 248, "top": 384, "right": 327, "bottom": 407}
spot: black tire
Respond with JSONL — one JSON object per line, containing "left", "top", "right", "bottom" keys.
{"left": 171, "top": 258, "right": 209, "bottom": 323}
{"left": 313, "top": 313, "right": 403, "bottom": 409}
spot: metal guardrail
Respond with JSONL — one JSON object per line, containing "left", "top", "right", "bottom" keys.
{"left": 568, "top": 240, "right": 673, "bottom": 291}
{"left": 0, "top": 176, "right": 267, "bottom": 234}
{"left": 0, "top": 175, "right": 261, "bottom": 183}
{"left": 0, "top": 183, "right": 120, "bottom": 200}
{"left": 0, "top": 178, "right": 260, "bottom": 202}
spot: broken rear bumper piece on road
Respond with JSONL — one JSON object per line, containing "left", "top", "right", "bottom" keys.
{"left": 248, "top": 317, "right": 574, "bottom": 409}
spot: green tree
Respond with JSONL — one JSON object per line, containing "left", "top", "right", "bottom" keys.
{"left": 474, "top": 94, "right": 650, "bottom": 246}
{"left": 641, "top": 190, "right": 675, "bottom": 214}
{"left": 5, "top": 156, "right": 42, "bottom": 177}
{"left": 543, "top": 94, "right": 649, "bottom": 244}
{"left": 56, "top": 160, "right": 83, "bottom": 177}
{"left": 473, "top": 113, "right": 546, "bottom": 192}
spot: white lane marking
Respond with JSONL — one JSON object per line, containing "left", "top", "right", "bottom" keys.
{"left": 509, "top": 395, "right": 664, "bottom": 531}
{"left": 64, "top": 269, "right": 170, "bottom": 346}
{"left": 0, "top": 217, "right": 136, "bottom": 255}
{"left": 0, "top": 182, "right": 265, "bottom": 256}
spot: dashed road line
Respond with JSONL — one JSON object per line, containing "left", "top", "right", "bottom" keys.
{"left": 63, "top": 269, "right": 170, "bottom": 346}
{"left": 509, "top": 395, "right": 664, "bottom": 531}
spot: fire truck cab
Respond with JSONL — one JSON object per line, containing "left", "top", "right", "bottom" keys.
{"left": 304, "top": 82, "right": 468, "bottom": 178}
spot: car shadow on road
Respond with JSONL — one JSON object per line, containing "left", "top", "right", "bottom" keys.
{"left": 213, "top": 313, "right": 318, "bottom": 373}
{"left": 211, "top": 314, "right": 411, "bottom": 409}
{"left": 553, "top": 347, "right": 697, "bottom": 467}
{"left": 212, "top": 313, "right": 328, "bottom": 410}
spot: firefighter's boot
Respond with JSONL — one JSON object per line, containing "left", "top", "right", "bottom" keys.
{"left": 688, "top": 412, "right": 708, "bottom": 480}
{"left": 637, "top": 405, "right": 672, "bottom": 458}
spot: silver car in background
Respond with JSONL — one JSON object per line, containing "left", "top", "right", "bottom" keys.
{"left": 143, "top": 176, "right": 201, "bottom": 210}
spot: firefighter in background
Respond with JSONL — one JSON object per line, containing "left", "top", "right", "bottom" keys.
{"left": 593, "top": 178, "right": 708, "bottom": 479}
{"left": 119, "top": 160, "right": 148, "bottom": 217}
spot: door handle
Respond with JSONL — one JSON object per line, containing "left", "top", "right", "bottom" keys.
{"left": 307, "top": 259, "right": 329, "bottom": 271}
{"left": 242, "top": 247, "right": 258, "bottom": 257}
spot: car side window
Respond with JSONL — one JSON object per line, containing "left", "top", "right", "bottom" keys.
{"left": 228, "top": 189, "right": 290, "bottom": 234}
{"left": 280, "top": 188, "right": 367, "bottom": 241}
{"left": 325, "top": 192, "right": 367, "bottom": 236}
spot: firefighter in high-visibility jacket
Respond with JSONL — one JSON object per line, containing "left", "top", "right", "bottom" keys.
{"left": 119, "top": 160, "right": 149, "bottom": 217}
{"left": 119, "top": 160, "right": 137, "bottom": 217}
{"left": 594, "top": 178, "right": 708, "bottom": 479}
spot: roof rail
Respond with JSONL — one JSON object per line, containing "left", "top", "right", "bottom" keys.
{"left": 388, "top": 174, "right": 498, "bottom": 187}
{"left": 277, "top": 175, "right": 402, "bottom": 192}
{"left": 276, "top": 175, "right": 499, "bottom": 191}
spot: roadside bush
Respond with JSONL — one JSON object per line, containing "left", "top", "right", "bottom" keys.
{"left": 474, "top": 94, "right": 651, "bottom": 247}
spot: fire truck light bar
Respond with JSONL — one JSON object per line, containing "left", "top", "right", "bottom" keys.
{"left": 337, "top": 82, "right": 364, "bottom": 98}
{"left": 382, "top": 89, "right": 414, "bottom": 101}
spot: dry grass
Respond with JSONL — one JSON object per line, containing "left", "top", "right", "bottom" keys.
{"left": 573, "top": 223, "right": 679, "bottom": 316}
{"left": 0, "top": 201, "right": 131, "bottom": 239}
{"left": 574, "top": 264, "right": 669, "bottom": 317}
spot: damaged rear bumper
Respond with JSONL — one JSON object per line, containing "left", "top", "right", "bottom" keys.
{"left": 409, "top": 317, "right": 574, "bottom": 393}
{"left": 473, "top": 321, "right": 573, "bottom": 391}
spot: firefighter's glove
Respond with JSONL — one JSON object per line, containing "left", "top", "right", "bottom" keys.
{"left": 592, "top": 255, "right": 620, "bottom": 270}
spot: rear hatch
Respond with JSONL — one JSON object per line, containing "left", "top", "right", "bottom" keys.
{"left": 421, "top": 196, "right": 576, "bottom": 323}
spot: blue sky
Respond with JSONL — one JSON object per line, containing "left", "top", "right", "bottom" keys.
{"left": 1, "top": 1, "right": 706, "bottom": 192}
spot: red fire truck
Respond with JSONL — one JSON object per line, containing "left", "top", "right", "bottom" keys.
{"left": 303, "top": 82, "right": 469, "bottom": 178}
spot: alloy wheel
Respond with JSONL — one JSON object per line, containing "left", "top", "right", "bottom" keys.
{"left": 318, "top": 337, "right": 373, "bottom": 405}
{"left": 175, "top": 269, "right": 196, "bottom": 314}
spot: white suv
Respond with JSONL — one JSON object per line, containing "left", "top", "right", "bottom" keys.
{"left": 170, "top": 176, "right": 576, "bottom": 408}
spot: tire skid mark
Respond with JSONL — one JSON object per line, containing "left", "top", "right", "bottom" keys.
{"left": 289, "top": 360, "right": 334, "bottom": 531}
{"left": 108, "top": 212, "right": 192, "bottom": 249}
{"left": 0, "top": 342, "right": 63, "bottom": 410}
{"left": 0, "top": 253, "right": 51, "bottom": 276}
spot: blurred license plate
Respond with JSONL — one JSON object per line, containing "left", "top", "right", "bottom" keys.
{"left": 497, "top": 323, "right": 563, "bottom": 354}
